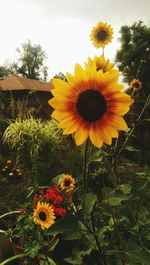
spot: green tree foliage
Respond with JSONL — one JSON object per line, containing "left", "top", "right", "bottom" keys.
{"left": 0, "top": 62, "right": 17, "bottom": 78}
{"left": 16, "top": 40, "right": 48, "bottom": 81}
{"left": 0, "top": 41, "right": 48, "bottom": 81}
{"left": 115, "top": 21, "right": 150, "bottom": 95}
{"left": 53, "top": 72, "right": 67, "bottom": 81}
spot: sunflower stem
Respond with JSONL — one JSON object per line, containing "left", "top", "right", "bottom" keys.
{"left": 91, "top": 211, "right": 108, "bottom": 265}
{"left": 82, "top": 140, "right": 89, "bottom": 218}
{"left": 83, "top": 140, "right": 89, "bottom": 193}
{"left": 108, "top": 93, "right": 150, "bottom": 173}
{"left": 131, "top": 89, "right": 135, "bottom": 98}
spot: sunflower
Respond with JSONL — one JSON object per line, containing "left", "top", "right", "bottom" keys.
{"left": 33, "top": 201, "right": 55, "bottom": 230}
{"left": 60, "top": 175, "right": 75, "bottom": 193}
{"left": 90, "top": 21, "right": 113, "bottom": 48}
{"left": 130, "top": 79, "right": 142, "bottom": 91}
{"left": 49, "top": 64, "right": 133, "bottom": 148}
{"left": 86, "top": 55, "right": 115, "bottom": 73}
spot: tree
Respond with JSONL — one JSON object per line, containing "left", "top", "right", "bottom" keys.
{"left": 16, "top": 40, "right": 48, "bottom": 81}
{"left": 0, "top": 62, "right": 17, "bottom": 78}
{"left": 53, "top": 72, "right": 67, "bottom": 81}
{"left": 115, "top": 21, "right": 150, "bottom": 95}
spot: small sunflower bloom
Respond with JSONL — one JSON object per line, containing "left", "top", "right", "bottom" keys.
{"left": 60, "top": 175, "right": 75, "bottom": 193}
{"left": 130, "top": 79, "right": 142, "bottom": 92}
{"left": 33, "top": 201, "right": 55, "bottom": 230}
{"left": 49, "top": 63, "right": 133, "bottom": 148}
{"left": 86, "top": 55, "right": 116, "bottom": 73}
{"left": 90, "top": 21, "right": 113, "bottom": 48}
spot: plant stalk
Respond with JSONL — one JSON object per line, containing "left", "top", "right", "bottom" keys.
{"left": 91, "top": 211, "right": 108, "bottom": 265}
{"left": 108, "top": 93, "right": 150, "bottom": 173}
{"left": 82, "top": 140, "right": 89, "bottom": 219}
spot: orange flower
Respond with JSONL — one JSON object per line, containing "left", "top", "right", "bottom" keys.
{"left": 130, "top": 79, "right": 142, "bottom": 91}
{"left": 60, "top": 175, "right": 75, "bottom": 193}
{"left": 49, "top": 64, "right": 133, "bottom": 148}
{"left": 90, "top": 21, "right": 113, "bottom": 48}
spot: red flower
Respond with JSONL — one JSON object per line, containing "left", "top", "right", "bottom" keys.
{"left": 68, "top": 197, "right": 73, "bottom": 203}
{"left": 52, "top": 205, "right": 67, "bottom": 217}
{"left": 44, "top": 185, "right": 64, "bottom": 205}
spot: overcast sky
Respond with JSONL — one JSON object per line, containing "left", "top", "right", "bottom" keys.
{"left": 0, "top": 0, "right": 149, "bottom": 80}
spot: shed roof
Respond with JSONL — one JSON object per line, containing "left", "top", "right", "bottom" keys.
{"left": 0, "top": 75, "right": 53, "bottom": 92}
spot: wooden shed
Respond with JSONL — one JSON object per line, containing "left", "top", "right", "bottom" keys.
{"left": 0, "top": 75, "right": 53, "bottom": 119}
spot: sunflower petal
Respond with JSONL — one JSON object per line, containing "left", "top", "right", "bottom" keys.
{"left": 100, "top": 119, "right": 119, "bottom": 138}
{"left": 89, "top": 123, "right": 103, "bottom": 148}
{"left": 48, "top": 98, "right": 61, "bottom": 108}
{"left": 98, "top": 123, "right": 112, "bottom": 145}
{"left": 106, "top": 91, "right": 132, "bottom": 101}
{"left": 66, "top": 72, "right": 75, "bottom": 85}
{"left": 74, "top": 124, "right": 89, "bottom": 145}
{"left": 104, "top": 113, "right": 128, "bottom": 131}
{"left": 108, "top": 105, "right": 130, "bottom": 115}
{"left": 51, "top": 110, "right": 71, "bottom": 121}
{"left": 52, "top": 78, "right": 70, "bottom": 90}
{"left": 59, "top": 116, "right": 81, "bottom": 134}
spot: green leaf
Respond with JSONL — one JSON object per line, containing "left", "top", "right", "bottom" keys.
{"left": 40, "top": 256, "right": 57, "bottom": 265}
{"left": 117, "top": 184, "right": 131, "bottom": 194}
{"left": 108, "top": 194, "right": 131, "bottom": 206}
{"left": 64, "top": 251, "right": 84, "bottom": 264}
{"left": 62, "top": 230, "right": 81, "bottom": 240}
{"left": 125, "top": 241, "right": 150, "bottom": 264}
{"left": 46, "top": 257, "right": 57, "bottom": 265}
{"left": 125, "top": 145, "right": 140, "bottom": 152}
{"left": 102, "top": 187, "right": 131, "bottom": 206}
{"left": 82, "top": 192, "right": 97, "bottom": 217}
{"left": 126, "top": 249, "right": 150, "bottom": 264}
{"left": 139, "top": 118, "right": 150, "bottom": 123}
{"left": 51, "top": 174, "right": 65, "bottom": 185}
{"left": 47, "top": 238, "right": 59, "bottom": 251}
{"left": 102, "top": 187, "right": 114, "bottom": 197}
{"left": 78, "top": 220, "right": 88, "bottom": 232}
{"left": 88, "top": 150, "right": 103, "bottom": 164}
{"left": 49, "top": 214, "right": 79, "bottom": 235}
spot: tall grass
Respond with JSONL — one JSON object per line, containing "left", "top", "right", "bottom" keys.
{"left": 3, "top": 117, "right": 82, "bottom": 185}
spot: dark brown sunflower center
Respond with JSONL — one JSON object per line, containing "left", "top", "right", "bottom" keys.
{"left": 97, "top": 30, "right": 107, "bottom": 41}
{"left": 76, "top": 89, "right": 107, "bottom": 122}
{"left": 39, "top": 211, "right": 46, "bottom": 221}
{"left": 64, "top": 180, "right": 71, "bottom": 187}
{"left": 134, "top": 82, "right": 140, "bottom": 88}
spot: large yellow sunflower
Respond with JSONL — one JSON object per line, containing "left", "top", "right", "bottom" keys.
{"left": 85, "top": 55, "right": 115, "bottom": 73}
{"left": 33, "top": 201, "right": 55, "bottom": 230}
{"left": 130, "top": 79, "right": 142, "bottom": 91}
{"left": 60, "top": 175, "right": 75, "bottom": 193}
{"left": 49, "top": 64, "right": 133, "bottom": 148}
{"left": 90, "top": 21, "right": 113, "bottom": 48}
